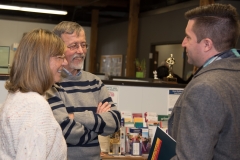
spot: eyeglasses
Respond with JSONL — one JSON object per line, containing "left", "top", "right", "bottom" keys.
{"left": 67, "top": 42, "right": 88, "bottom": 51}
{"left": 55, "top": 54, "right": 65, "bottom": 62}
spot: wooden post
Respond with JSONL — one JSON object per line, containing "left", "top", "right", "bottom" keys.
{"left": 89, "top": 9, "right": 99, "bottom": 73}
{"left": 200, "top": 0, "right": 214, "bottom": 6}
{"left": 126, "top": 0, "right": 140, "bottom": 77}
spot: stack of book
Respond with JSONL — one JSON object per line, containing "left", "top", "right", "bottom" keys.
{"left": 116, "top": 111, "right": 170, "bottom": 157}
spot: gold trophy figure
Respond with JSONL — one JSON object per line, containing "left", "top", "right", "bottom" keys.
{"left": 163, "top": 54, "right": 177, "bottom": 83}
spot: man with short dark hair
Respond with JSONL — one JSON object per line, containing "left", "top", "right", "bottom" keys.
{"left": 168, "top": 4, "right": 240, "bottom": 159}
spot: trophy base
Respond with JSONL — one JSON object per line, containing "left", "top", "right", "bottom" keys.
{"left": 163, "top": 77, "right": 177, "bottom": 84}
{"left": 153, "top": 79, "right": 162, "bottom": 83}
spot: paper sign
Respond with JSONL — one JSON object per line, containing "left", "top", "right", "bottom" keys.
{"left": 168, "top": 89, "right": 183, "bottom": 114}
{"left": 106, "top": 85, "right": 119, "bottom": 106}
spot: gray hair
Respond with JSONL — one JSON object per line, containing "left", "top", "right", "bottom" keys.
{"left": 52, "top": 21, "right": 85, "bottom": 37}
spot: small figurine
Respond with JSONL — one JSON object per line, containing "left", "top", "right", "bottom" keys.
{"left": 153, "top": 70, "right": 158, "bottom": 80}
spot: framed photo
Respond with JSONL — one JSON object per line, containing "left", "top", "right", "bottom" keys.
{"left": 100, "top": 55, "right": 122, "bottom": 76}
{"left": 0, "top": 46, "right": 10, "bottom": 74}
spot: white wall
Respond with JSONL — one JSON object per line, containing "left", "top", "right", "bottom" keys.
{"left": 117, "top": 85, "right": 170, "bottom": 115}
{"left": 0, "top": 19, "right": 91, "bottom": 71}
{"left": 106, "top": 84, "right": 184, "bottom": 115}
{"left": 0, "top": 79, "right": 184, "bottom": 115}
{"left": 0, "top": 19, "right": 56, "bottom": 46}
{"left": 0, "top": 19, "right": 56, "bottom": 67}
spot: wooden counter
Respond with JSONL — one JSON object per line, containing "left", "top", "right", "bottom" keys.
{"left": 103, "top": 79, "right": 185, "bottom": 88}
{"left": 101, "top": 155, "right": 147, "bottom": 160}
{"left": 0, "top": 74, "right": 9, "bottom": 80}
{"left": 101, "top": 152, "right": 148, "bottom": 160}
{"left": 0, "top": 74, "right": 186, "bottom": 89}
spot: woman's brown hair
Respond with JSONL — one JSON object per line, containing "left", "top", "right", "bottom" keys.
{"left": 5, "top": 28, "right": 65, "bottom": 95}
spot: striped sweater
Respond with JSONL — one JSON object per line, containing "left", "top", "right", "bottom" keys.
{"left": 46, "top": 70, "right": 121, "bottom": 160}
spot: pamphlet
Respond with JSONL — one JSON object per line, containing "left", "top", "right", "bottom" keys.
{"left": 148, "top": 127, "right": 176, "bottom": 160}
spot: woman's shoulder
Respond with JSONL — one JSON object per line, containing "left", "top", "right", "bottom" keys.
{"left": 2, "top": 92, "right": 48, "bottom": 116}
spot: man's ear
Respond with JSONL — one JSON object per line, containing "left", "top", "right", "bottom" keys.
{"left": 202, "top": 38, "right": 213, "bottom": 52}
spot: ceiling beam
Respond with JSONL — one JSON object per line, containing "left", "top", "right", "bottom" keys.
{"left": 6, "top": 0, "right": 129, "bottom": 8}
{"left": 200, "top": 0, "right": 214, "bottom": 6}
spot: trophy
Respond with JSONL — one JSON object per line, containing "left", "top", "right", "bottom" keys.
{"left": 108, "top": 130, "right": 120, "bottom": 155}
{"left": 163, "top": 54, "right": 177, "bottom": 83}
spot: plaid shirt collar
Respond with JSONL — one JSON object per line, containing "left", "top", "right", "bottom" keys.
{"left": 63, "top": 67, "right": 81, "bottom": 76}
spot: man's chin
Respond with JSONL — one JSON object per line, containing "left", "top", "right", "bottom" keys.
{"left": 187, "top": 60, "right": 193, "bottom": 65}
{"left": 70, "top": 63, "right": 83, "bottom": 70}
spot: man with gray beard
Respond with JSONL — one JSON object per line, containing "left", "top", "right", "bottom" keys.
{"left": 46, "top": 21, "right": 121, "bottom": 160}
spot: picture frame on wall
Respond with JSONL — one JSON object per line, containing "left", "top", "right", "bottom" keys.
{"left": 100, "top": 55, "right": 122, "bottom": 76}
{"left": 0, "top": 46, "right": 10, "bottom": 74}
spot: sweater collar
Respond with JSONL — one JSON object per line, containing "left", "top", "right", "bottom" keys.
{"left": 63, "top": 67, "right": 81, "bottom": 76}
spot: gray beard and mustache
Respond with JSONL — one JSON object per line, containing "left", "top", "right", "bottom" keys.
{"left": 70, "top": 54, "right": 85, "bottom": 70}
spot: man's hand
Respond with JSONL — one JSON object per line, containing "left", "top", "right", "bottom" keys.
{"left": 69, "top": 113, "right": 74, "bottom": 119}
{"left": 97, "top": 102, "right": 111, "bottom": 114}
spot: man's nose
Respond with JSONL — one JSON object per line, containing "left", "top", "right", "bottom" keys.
{"left": 182, "top": 37, "right": 187, "bottom": 47}
{"left": 62, "top": 57, "right": 68, "bottom": 65}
